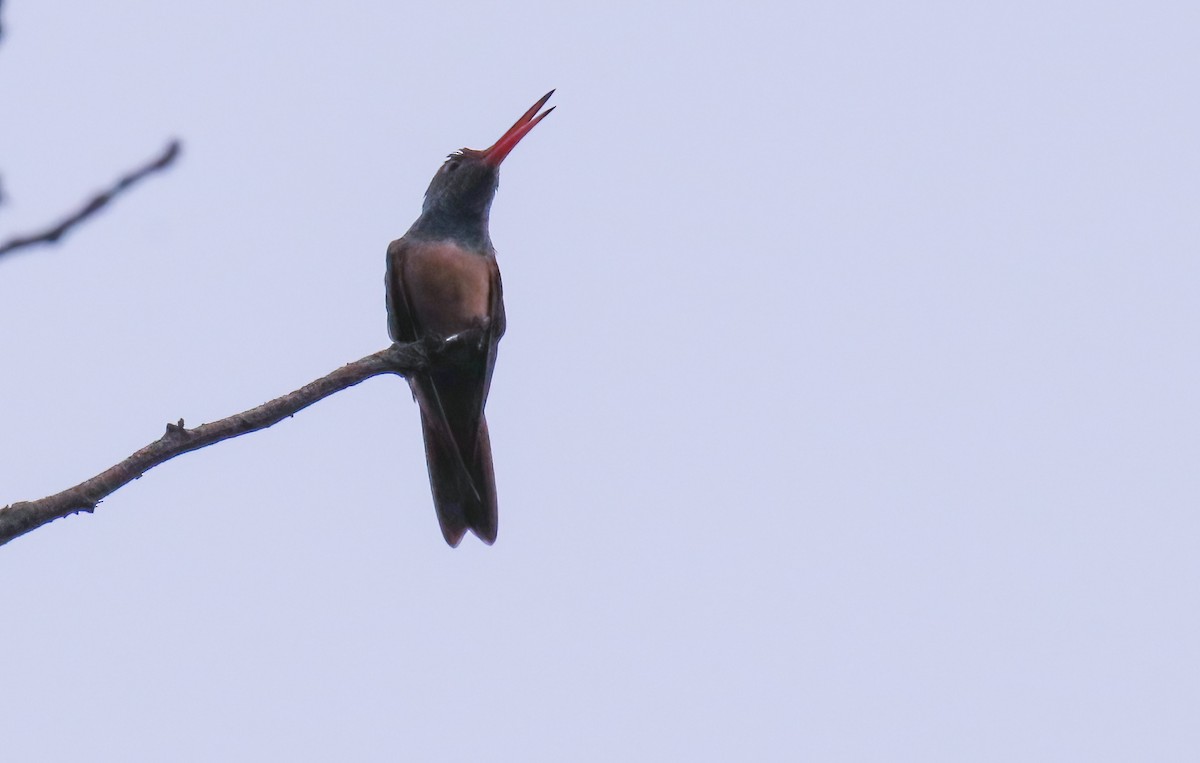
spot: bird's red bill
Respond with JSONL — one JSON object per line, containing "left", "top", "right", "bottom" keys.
{"left": 481, "top": 90, "right": 555, "bottom": 167}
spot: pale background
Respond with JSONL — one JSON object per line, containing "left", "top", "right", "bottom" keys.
{"left": 1, "top": 1, "right": 1197, "bottom": 760}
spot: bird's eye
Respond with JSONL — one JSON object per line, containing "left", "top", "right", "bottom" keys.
{"left": 445, "top": 161, "right": 460, "bottom": 172}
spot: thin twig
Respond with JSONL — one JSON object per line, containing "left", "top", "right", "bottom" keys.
{"left": 0, "top": 341, "right": 429, "bottom": 546}
{"left": 0, "top": 139, "right": 181, "bottom": 260}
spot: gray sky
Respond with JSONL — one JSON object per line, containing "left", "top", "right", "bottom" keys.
{"left": 1, "top": 1, "right": 1197, "bottom": 760}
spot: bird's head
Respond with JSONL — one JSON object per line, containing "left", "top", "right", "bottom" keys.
{"left": 420, "top": 91, "right": 555, "bottom": 225}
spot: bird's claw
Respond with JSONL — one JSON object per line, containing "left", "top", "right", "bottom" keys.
{"left": 421, "top": 325, "right": 488, "bottom": 369}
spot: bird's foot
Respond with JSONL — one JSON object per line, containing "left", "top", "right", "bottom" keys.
{"left": 420, "top": 329, "right": 484, "bottom": 372}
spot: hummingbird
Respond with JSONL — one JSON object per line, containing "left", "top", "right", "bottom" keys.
{"left": 386, "top": 91, "right": 554, "bottom": 546}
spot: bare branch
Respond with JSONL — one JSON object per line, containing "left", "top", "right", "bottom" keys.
{"left": 0, "top": 139, "right": 181, "bottom": 260}
{"left": 0, "top": 341, "right": 432, "bottom": 546}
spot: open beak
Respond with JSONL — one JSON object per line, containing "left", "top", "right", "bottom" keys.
{"left": 481, "top": 90, "right": 555, "bottom": 167}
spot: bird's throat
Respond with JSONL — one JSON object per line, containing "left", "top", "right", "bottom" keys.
{"left": 408, "top": 207, "right": 493, "bottom": 252}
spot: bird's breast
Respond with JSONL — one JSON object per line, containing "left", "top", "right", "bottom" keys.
{"left": 403, "top": 241, "right": 495, "bottom": 337}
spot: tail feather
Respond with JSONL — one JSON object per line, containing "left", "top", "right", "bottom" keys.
{"left": 419, "top": 410, "right": 498, "bottom": 546}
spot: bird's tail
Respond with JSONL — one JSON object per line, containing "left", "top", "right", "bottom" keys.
{"left": 418, "top": 409, "right": 498, "bottom": 547}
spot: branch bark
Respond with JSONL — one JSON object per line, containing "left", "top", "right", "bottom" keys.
{"left": 0, "top": 139, "right": 181, "bottom": 260}
{"left": 0, "top": 341, "right": 431, "bottom": 547}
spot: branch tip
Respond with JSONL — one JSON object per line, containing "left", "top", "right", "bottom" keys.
{"left": 0, "top": 138, "right": 184, "bottom": 260}
{"left": 0, "top": 343, "right": 426, "bottom": 547}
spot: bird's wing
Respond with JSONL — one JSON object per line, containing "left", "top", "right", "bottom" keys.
{"left": 385, "top": 237, "right": 419, "bottom": 343}
{"left": 481, "top": 260, "right": 506, "bottom": 406}
{"left": 454, "top": 259, "right": 504, "bottom": 465}
{"left": 386, "top": 235, "right": 485, "bottom": 505}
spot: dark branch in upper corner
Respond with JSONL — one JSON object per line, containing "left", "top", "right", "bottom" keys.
{"left": 0, "top": 139, "right": 181, "bottom": 260}
{"left": 0, "top": 339, "right": 441, "bottom": 547}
